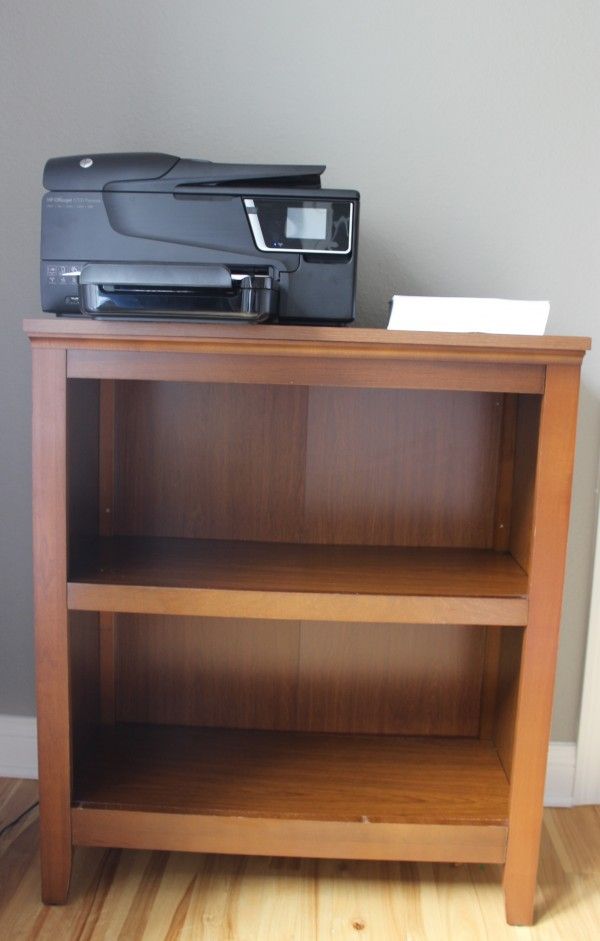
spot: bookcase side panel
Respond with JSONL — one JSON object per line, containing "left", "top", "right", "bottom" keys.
{"left": 69, "top": 611, "right": 101, "bottom": 752}
{"left": 67, "top": 378, "right": 100, "bottom": 552}
{"left": 509, "top": 395, "right": 542, "bottom": 573}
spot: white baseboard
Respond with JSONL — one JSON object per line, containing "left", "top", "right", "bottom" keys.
{"left": 544, "top": 742, "right": 577, "bottom": 807}
{"left": 0, "top": 715, "right": 578, "bottom": 806}
{"left": 0, "top": 715, "right": 38, "bottom": 779}
{"left": 573, "top": 497, "right": 600, "bottom": 806}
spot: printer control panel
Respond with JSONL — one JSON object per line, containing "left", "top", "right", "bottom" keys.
{"left": 43, "top": 263, "right": 82, "bottom": 309}
{"left": 44, "top": 263, "right": 81, "bottom": 287}
{"left": 243, "top": 198, "right": 353, "bottom": 255}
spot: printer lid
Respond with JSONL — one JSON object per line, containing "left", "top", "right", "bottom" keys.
{"left": 43, "top": 152, "right": 327, "bottom": 192}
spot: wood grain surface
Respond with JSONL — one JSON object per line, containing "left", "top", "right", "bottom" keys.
{"left": 114, "top": 617, "right": 486, "bottom": 736}
{"left": 25, "top": 320, "right": 589, "bottom": 923}
{"left": 67, "top": 537, "right": 529, "bottom": 624}
{"left": 111, "top": 382, "right": 506, "bottom": 547}
{"left": 67, "top": 378, "right": 99, "bottom": 543}
{"left": 72, "top": 810, "right": 507, "bottom": 866}
{"left": 72, "top": 725, "right": 509, "bottom": 825}
{"left": 113, "top": 381, "right": 308, "bottom": 542}
{"left": 23, "top": 317, "right": 592, "bottom": 355}
{"left": 68, "top": 611, "right": 100, "bottom": 751}
{"left": 295, "top": 621, "right": 486, "bottom": 736}
{"left": 115, "top": 615, "right": 301, "bottom": 731}
{"left": 503, "top": 364, "right": 583, "bottom": 925}
{"left": 31, "top": 347, "right": 72, "bottom": 904}
{"left": 69, "top": 537, "right": 528, "bottom": 597}
{"left": 2, "top": 779, "right": 600, "bottom": 939}
{"left": 68, "top": 582, "right": 529, "bottom": 625}
{"left": 98, "top": 379, "right": 117, "bottom": 726}
{"left": 509, "top": 395, "right": 541, "bottom": 573}
{"left": 492, "top": 394, "right": 518, "bottom": 551}
{"left": 303, "top": 387, "right": 503, "bottom": 547}
{"left": 66, "top": 348, "right": 547, "bottom": 393}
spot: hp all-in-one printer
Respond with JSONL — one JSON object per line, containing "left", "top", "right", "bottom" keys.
{"left": 41, "top": 153, "right": 359, "bottom": 324}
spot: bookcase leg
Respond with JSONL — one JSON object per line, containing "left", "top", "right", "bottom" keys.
{"left": 40, "top": 834, "right": 72, "bottom": 905}
{"left": 503, "top": 853, "right": 537, "bottom": 925}
{"left": 502, "top": 364, "right": 582, "bottom": 928}
{"left": 32, "top": 347, "right": 72, "bottom": 905}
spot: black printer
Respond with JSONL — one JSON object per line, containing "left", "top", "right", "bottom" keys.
{"left": 41, "top": 153, "right": 359, "bottom": 324}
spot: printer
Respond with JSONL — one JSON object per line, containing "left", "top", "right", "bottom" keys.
{"left": 41, "top": 153, "right": 359, "bottom": 324}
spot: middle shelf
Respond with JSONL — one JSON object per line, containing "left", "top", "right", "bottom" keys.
{"left": 68, "top": 536, "right": 528, "bottom": 624}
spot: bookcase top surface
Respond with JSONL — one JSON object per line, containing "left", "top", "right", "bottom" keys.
{"left": 23, "top": 317, "right": 590, "bottom": 357}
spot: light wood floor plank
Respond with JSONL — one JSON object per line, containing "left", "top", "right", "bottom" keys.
{"left": 139, "top": 852, "right": 199, "bottom": 940}
{"left": 316, "top": 859, "right": 414, "bottom": 940}
{"left": 1, "top": 778, "right": 600, "bottom": 938}
{"left": 430, "top": 862, "right": 491, "bottom": 939}
{"left": 180, "top": 855, "right": 251, "bottom": 941}
{"left": 0, "top": 777, "right": 38, "bottom": 833}
{"left": 86, "top": 850, "right": 158, "bottom": 940}
{"left": 544, "top": 806, "right": 600, "bottom": 875}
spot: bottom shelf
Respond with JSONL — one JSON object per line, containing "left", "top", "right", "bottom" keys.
{"left": 72, "top": 725, "right": 509, "bottom": 863}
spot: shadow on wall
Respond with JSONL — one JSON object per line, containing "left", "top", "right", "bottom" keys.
{"left": 354, "top": 229, "right": 425, "bottom": 328}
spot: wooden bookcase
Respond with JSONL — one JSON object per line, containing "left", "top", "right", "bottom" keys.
{"left": 25, "top": 319, "right": 589, "bottom": 925}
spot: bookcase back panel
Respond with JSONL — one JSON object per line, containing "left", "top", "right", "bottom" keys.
{"left": 303, "top": 387, "right": 503, "bottom": 547}
{"left": 111, "top": 381, "right": 504, "bottom": 548}
{"left": 116, "top": 614, "right": 300, "bottom": 731}
{"left": 113, "top": 380, "right": 308, "bottom": 543}
{"left": 115, "top": 615, "right": 486, "bottom": 737}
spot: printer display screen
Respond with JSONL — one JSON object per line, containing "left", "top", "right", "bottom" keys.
{"left": 244, "top": 197, "right": 353, "bottom": 254}
{"left": 285, "top": 207, "right": 328, "bottom": 240}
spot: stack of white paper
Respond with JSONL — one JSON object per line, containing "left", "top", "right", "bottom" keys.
{"left": 388, "top": 296, "right": 549, "bottom": 335}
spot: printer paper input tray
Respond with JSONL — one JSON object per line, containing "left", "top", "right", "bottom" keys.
{"left": 78, "top": 263, "right": 275, "bottom": 322}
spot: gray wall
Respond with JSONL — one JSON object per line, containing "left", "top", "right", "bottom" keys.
{"left": 1, "top": 0, "right": 599, "bottom": 739}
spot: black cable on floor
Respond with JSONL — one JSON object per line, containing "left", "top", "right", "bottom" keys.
{"left": 0, "top": 801, "right": 39, "bottom": 840}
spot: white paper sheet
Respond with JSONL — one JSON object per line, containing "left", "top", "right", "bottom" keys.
{"left": 387, "top": 296, "right": 549, "bottom": 335}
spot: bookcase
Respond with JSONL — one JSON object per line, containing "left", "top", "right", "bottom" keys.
{"left": 25, "top": 318, "right": 589, "bottom": 925}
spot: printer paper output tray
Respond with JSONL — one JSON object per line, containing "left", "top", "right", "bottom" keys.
{"left": 78, "top": 263, "right": 275, "bottom": 321}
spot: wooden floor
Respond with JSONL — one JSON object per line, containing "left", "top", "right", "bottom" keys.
{"left": 2, "top": 779, "right": 600, "bottom": 939}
